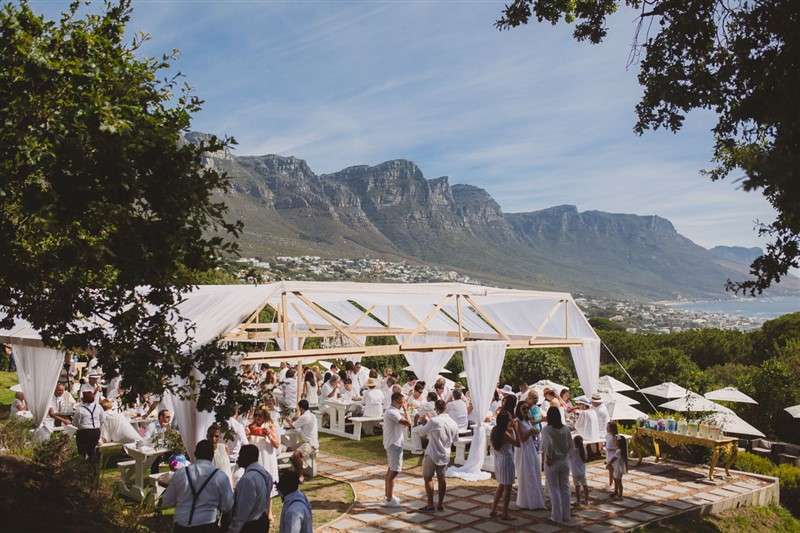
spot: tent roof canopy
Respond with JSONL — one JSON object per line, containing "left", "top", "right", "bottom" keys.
{"left": 0, "top": 281, "right": 599, "bottom": 364}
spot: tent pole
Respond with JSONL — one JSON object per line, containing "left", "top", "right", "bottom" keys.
{"left": 456, "top": 295, "right": 464, "bottom": 342}
{"left": 600, "top": 340, "right": 658, "bottom": 412}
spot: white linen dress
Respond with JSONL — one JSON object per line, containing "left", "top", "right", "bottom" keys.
{"left": 493, "top": 440, "right": 515, "bottom": 485}
{"left": 250, "top": 428, "right": 279, "bottom": 496}
{"left": 514, "top": 420, "right": 546, "bottom": 509}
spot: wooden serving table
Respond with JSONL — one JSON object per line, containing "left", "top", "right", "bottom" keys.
{"left": 632, "top": 427, "right": 738, "bottom": 480}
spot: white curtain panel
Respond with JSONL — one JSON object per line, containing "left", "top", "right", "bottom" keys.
{"left": 447, "top": 341, "right": 506, "bottom": 481}
{"left": 399, "top": 334, "right": 455, "bottom": 388}
{"left": 14, "top": 344, "right": 64, "bottom": 427}
{"left": 570, "top": 338, "right": 601, "bottom": 396}
{"left": 166, "top": 382, "right": 215, "bottom": 459}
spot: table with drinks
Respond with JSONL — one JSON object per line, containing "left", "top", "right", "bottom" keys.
{"left": 632, "top": 418, "right": 738, "bottom": 480}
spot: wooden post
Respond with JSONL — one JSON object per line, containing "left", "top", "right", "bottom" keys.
{"left": 564, "top": 299, "right": 568, "bottom": 339}
{"left": 456, "top": 294, "right": 464, "bottom": 342}
{"left": 297, "top": 362, "right": 303, "bottom": 405}
{"left": 281, "top": 291, "right": 290, "bottom": 350}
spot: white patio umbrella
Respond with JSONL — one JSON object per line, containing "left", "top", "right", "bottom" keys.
{"left": 599, "top": 390, "right": 639, "bottom": 406}
{"left": 704, "top": 387, "right": 758, "bottom": 404}
{"left": 318, "top": 360, "right": 332, "bottom": 370}
{"left": 597, "top": 375, "right": 635, "bottom": 393}
{"left": 785, "top": 405, "right": 800, "bottom": 418}
{"left": 659, "top": 392, "right": 734, "bottom": 414}
{"left": 607, "top": 401, "right": 648, "bottom": 421}
{"left": 530, "top": 379, "right": 567, "bottom": 393}
{"left": 638, "top": 382, "right": 688, "bottom": 399}
{"left": 10, "top": 384, "right": 22, "bottom": 392}
{"left": 706, "top": 412, "right": 765, "bottom": 437}
{"left": 458, "top": 371, "right": 467, "bottom": 379}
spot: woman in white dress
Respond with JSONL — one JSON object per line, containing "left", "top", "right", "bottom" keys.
{"left": 489, "top": 411, "right": 519, "bottom": 520}
{"left": 514, "top": 403, "right": 545, "bottom": 509}
{"left": 247, "top": 410, "right": 280, "bottom": 495}
{"left": 303, "top": 370, "right": 319, "bottom": 409}
{"left": 541, "top": 406, "right": 574, "bottom": 524}
{"left": 206, "top": 423, "right": 233, "bottom": 485}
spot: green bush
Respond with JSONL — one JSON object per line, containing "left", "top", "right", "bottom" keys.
{"left": 734, "top": 452, "right": 800, "bottom": 516}
{"left": 0, "top": 416, "right": 35, "bottom": 457}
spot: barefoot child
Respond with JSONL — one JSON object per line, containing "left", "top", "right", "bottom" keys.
{"left": 605, "top": 421, "right": 618, "bottom": 488}
{"left": 568, "top": 435, "right": 589, "bottom": 506}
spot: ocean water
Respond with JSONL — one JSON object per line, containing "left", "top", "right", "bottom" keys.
{"left": 672, "top": 296, "right": 800, "bottom": 319}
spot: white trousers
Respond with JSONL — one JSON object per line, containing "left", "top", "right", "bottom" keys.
{"left": 544, "top": 458, "right": 571, "bottom": 523}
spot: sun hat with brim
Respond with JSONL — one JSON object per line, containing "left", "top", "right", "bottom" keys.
{"left": 499, "top": 385, "right": 513, "bottom": 395}
{"left": 576, "top": 397, "right": 592, "bottom": 407}
{"left": 591, "top": 393, "right": 603, "bottom": 402}
{"left": 366, "top": 377, "right": 378, "bottom": 388}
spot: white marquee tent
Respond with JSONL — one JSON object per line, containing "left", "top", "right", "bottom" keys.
{"left": 0, "top": 281, "right": 602, "bottom": 464}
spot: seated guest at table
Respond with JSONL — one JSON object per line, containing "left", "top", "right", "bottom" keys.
{"left": 160, "top": 439, "right": 234, "bottom": 532}
{"left": 99, "top": 399, "right": 141, "bottom": 443}
{"left": 146, "top": 409, "right": 176, "bottom": 474}
{"left": 302, "top": 370, "right": 318, "bottom": 409}
{"left": 47, "top": 383, "right": 76, "bottom": 427}
{"left": 80, "top": 372, "right": 103, "bottom": 403}
{"left": 207, "top": 423, "right": 234, "bottom": 486}
{"left": 10, "top": 391, "right": 30, "bottom": 418}
{"left": 417, "top": 399, "right": 459, "bottom": 512}
{"left": 285, "top": 400, "right": 318, "bottom": 476}
{"left": 407, "top": 382, "right": 426, "bottom": 411}
{"left": 277, "top": 470, "right": 312, "bottom": 533}
{"left": 560, "top": 388, "right": 575, "bottom": 413}
{"left": 445, "top": 389, "right": 470, "bottom": 430}
{"left": 361, "top": 378, "right": 385, "bottom": 418}
{"left": 248, "top": 410, "right": 280, "bottom": 491}
{"left": 73, "top": 390, "right": 105, "bottom": 461}
{"left": 574, "top": 398, "right": 600, "bottom": 441}
{"left": 340, "top": 377, "right": 360, "bottom": 402}
{"left": 228, "top": 444, "right": 273, "bottom": 533}
{"left": 319, "top": 373, "right": 340, "bottom": 404}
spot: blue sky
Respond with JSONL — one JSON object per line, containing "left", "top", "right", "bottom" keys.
{"left": 34, "top": 0, "right": 777, "bottom": 249}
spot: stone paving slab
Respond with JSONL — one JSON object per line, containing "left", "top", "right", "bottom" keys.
{"left": 316, "top": 452, "right": 775, "bottom": 533}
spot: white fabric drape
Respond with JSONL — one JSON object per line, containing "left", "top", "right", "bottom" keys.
{"left": 399, "top": 334, "right": 454, "bottom": 388}
{"left": 570, "top": 338, "right": 601, "bottom": 396}
{"left": 167, "top": 383, "right": 215, "bottom": 459}
{"left": 14, "top": 344, "right": 64, "bottom": 426}
{"left": 448, "top": 341, "right": 506, "bottom": 481}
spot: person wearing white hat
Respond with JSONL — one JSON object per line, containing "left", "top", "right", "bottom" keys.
{"left": 362, "top": 378, "right": 385, "bottom": 418}
{"left": 80, "top": 372, "right": 103, "bottom": 404}
{"left": 591, "top": 393, "right": 609, "bottom": 440}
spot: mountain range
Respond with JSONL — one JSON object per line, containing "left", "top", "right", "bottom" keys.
{"left": 189, "top": 133, "right": 798, "bottom": 300}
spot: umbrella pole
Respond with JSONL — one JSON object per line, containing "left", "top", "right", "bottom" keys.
{"left": 601, "top": 340, "right": 658, "bottom": 412}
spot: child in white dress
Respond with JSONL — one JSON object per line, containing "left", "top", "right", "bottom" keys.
{"left": 605, "top": 421, "right": 619, "bottom": 488}
{"left": 568, "top": 435, "right": 589, "bottom": 506}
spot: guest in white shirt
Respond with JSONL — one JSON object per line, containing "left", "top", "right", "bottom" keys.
{"left": 72, "top": 390, "right": 105, "bottom": 460}
{"left": 99, "top": 399, "right": 141, "bottom": 443}
{"left": 10, "top": 391, "right": 29, "bottom": 419}
{"left": 319, "top": 374, "right": 340, "bottom": 405}
{"left": 47, "top": 383, "right": 76, "bottom": 427}
{"left": 277, "top": 470, "right": 312, "bottom": 533}
{"left": 225, "top": 415, "right": 250, "bottom": 462}
{"left": 361, "top": 378, "right": 385, "bottom": 418}
{"left": 407, "top": 382, "right": 426, "bottom": 411}
{"left": 592, "top": 394, "right": 609, "bottom": 439}
{"left": 281, "top": 368, "right": 298, "bottom": 410}
{"left": 285, "top": 400, "right": 318, "bottom": 474}
{"left": 383, "top": 391, "right": 411, "bottom": 507}
{"left": 145, "top": 409, "right": 175, "bottom": 474}
{"left": 80, "top": 372, "right": 103, "bottom": 403}
{"left": 417, "top": 399, "right": 459, "bottom": 512}
{"left": 354, "top": 362, "right": 370, "bottom": 392}
{"left": 206, "top": 423, "right": 233, "bottom": 485}
{"left": 228, "top": 444, "right": 273, "bottom": 533}
{"left": 277, "top": 362, "right": 289, "bottom": 383}
{"left": 445, "top": 389, "right": 471, "bottom": 430}
{"left": 433, "top": 379, "right": 448, "bottom": 402}
{"left": 160, "top": 439, "right": 234, "bottom": 532}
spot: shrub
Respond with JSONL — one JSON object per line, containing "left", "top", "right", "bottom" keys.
{"left": 0, "top": 416, "right": 35, "bottom": 457}
{"left": 734, "top": 452, "right": 800, "bottom": 516}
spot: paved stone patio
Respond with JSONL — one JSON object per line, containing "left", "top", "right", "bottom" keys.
{"left": 315, "top": 452, "right": 775, "bottom": 532}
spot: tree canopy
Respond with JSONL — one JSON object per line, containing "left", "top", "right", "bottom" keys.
{"left": 496, "top": 0, "right": 800, "bottom": 294}
{"left": 0, "top": 1, "right": 246, "bottom": 416}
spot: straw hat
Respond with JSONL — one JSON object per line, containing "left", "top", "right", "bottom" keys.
{"left": 366, "top": 377, "right": 378, "bottom": 388}
{"left": 591, "top": 393, "right": 603, "bottom": 402}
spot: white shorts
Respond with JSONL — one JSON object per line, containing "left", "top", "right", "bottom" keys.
{"left": 386, "top": 444, "right": 403, "bottom": 472}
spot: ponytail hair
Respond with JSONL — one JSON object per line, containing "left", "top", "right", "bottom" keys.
{"left": 574, "top": 435, "right": 586, "bottom": 463}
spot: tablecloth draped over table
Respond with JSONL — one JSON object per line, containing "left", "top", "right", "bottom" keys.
{"left": 447, "top": 340, "right": 506, "bottom": 481}
{"left": 399, "top": 334, "right": 455, "bottom": 389}
{"left": 14, "top": 344, "right": 64, "bottom": 426}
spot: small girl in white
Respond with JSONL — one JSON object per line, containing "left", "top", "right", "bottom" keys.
{"left": 568, "top": 435, "right": 589, "bottom": 506}
{"left": 608, "top": 433, "right": 628, "bottom": 499}
{"left": 605, "top": 421, "right": 618, "bottom": 488}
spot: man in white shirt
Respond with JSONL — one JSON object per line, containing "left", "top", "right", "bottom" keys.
{"left": 72, "top": 390, "right": 105, "bottom": 460}
{"left": 445, "top": 389, "right": 471, "bottom": 430}
{"left": 47, "top": 383, "right": 75, "bottom": 428}
{"left": 145, "top": 409, "right": 175, "bottom": 474}
{"left": 225, "top": 415, "right": 250, "bottom": 462}
{"left": 361, "top": 378, "right": 385, "bottom": 418}
{"left": 281, "top": 368, "right": 298, "bottom": 410}
{"left": 277, "top": 362, "right": 289, "bottom": 383}
{"left": 383, "top": 391, "right": 411, "bottom": 507}
{"left": 417, "top": 399, "right": 459, "bottom": 512}
{"left": 285, "top": 400, "right": 318, "bottom": 474}
{"left": 80, "top": 372, "right": 103, "bottom": 403}
{"left": 228, "top": 444, "right": 272, "bottom": 533}
{"left": 319, "top": 374, "right": 340, "bottom": 405}
{"left": 99, "top": 399, "right": 141, "bottom": 443}
{"left": 160, "top": 439, "right": 234, "bottom": 532}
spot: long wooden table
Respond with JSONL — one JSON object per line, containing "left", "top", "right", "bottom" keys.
{"left": 631, "top": 427, "right": 738, "bottom": 480}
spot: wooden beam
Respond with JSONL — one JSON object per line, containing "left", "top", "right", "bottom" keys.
{"left": 349, "top": 305, "right": 376, "bottom": 328}
{"left": 529, "top": 300, "right": 565, "bottom": 342}
{"left": 0, "top": 336, "right": 46, "bottom": 348}
{"left": 456, "top": 294, "right": 464, "bottom": 342}
{"left": 292, "top": 291, "right": 364, "bottom": 346}
{"left": 406, "top": 294, "right": 452, "bottom": 337}
{"left": 281, "top": 291, "right": 290, "bottom": 349}
{"left": 463, "top": 294, "right": 510, "bottom": 340}
{"left": 290, "top": 303, "right": 318, "bottom": 334}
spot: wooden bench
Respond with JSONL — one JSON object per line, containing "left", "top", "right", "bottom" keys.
{"left": 349, "top": 416, "right": 382, "bottom": 441}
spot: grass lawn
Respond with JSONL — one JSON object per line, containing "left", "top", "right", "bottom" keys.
{"left": 0, "top": 371, "right": 18, "bottom": 420}
{"left": 642, "top": 505, "right": 800, "bottom": 533}
{"left": 319, "top": 433, "right": 423, "bottom": 470}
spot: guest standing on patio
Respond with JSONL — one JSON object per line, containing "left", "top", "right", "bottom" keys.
{"left": 514, "top": 402, "right": 545, "bottom": 510}
{"left": 73, "top": 390, "right": 105, "bottom": 461}
{"left": 417, "top": 399, "right": 459, "bottom": 512}
{"left": 489, "top": 410, "right": 519, "bottom": 520}
{"left": 541, "top": 407, "right": 573, "bottom": 524}
{"left": 383, "top": 391, "right": 411, "bottom": 507}
{"left": 228, "top": 444, "right": 272, "bottom": 533}
{"left": 277, "top": 470, "right": 312, "bottom": 533}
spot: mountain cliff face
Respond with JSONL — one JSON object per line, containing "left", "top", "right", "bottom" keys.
{"left": 204, "top": 142, "right": 795, "bottom": 299}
